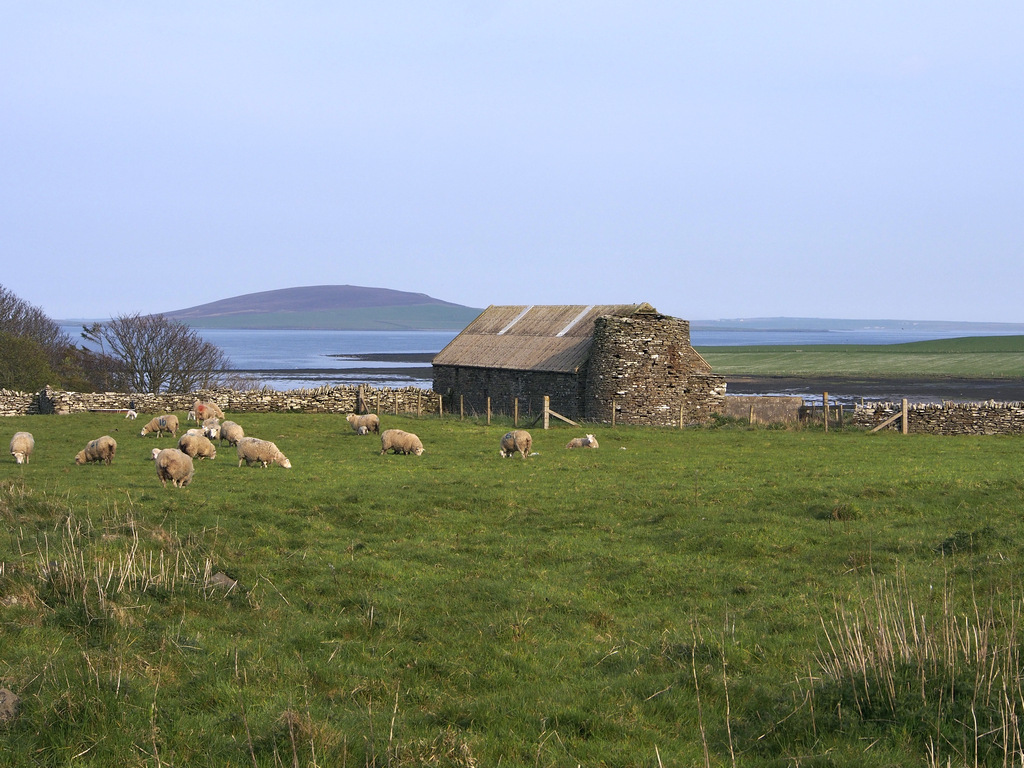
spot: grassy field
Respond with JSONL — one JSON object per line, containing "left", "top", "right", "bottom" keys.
{"left": 697, "top": 335, "right": 1024, "bottom": 378}
{"left": 2, "top": 412, "right": 1024, "bottom": 766}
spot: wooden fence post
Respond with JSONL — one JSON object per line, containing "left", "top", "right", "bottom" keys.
{"left": 514, "top": 398, "right": 519, "bottom": 426}
{"left": 612, "top": 399, "right": 616, "bottom": 428}
{"left": 680, "top": 403, "right": 685, "bottom": 429}
{"left": 460, "top": 394, "right": 464, "bottom": 420}
{"left": 823, "top": 391, "right": 829, "bottom": 433}
{"left": 417, "top": 391, "right": 422, "bottom": 418}
{"left": 439, "top": 395, "right": 443, "bottom": 419}
{"left": 487, "top": 397, "right": 491, "bottom": 425}
{"left": 543, "top": 396, "right": 550, "bottom": 430}
{"left": 902, "top": 398, "right": 908, "bottom": 435}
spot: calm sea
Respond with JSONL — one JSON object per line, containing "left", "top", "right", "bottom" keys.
{"left": 62, "top": 325, "right": 1022, "bottom": 391}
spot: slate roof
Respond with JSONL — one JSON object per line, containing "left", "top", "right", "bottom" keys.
{"left": 432, "top": 303, "right": 657, "bottom": 373}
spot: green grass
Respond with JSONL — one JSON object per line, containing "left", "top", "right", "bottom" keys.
{"left": 2, "top": 412, "right": 1024, "bottom": 765}
{"left": 697, "top": 334, "right": 1024, "bottom": 378}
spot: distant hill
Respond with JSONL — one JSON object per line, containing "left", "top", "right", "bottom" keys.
{"left": 161, "top": 285, "right": 483, "bottom": 330}
{"left": 692, "top": 317, "right": 1024, "bottom": 333}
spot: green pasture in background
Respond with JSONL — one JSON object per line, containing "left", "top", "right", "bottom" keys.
{"left": 1, "top": 411, "right": 1023, "bottom": 766}
{"left": 698, "top": 334, "right": 1024, "bottom": 377}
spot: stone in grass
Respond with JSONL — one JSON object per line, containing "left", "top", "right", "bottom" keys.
{"left": 0, "top": 688, "right": 20, "bottom": 724}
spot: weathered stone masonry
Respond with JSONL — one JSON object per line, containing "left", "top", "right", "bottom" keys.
{"left": 433, "top": 312, "right": 727, "bottom": 426}
{"left": 583, "top": 314, "right": 726, "bottom": 426}
{"left": 0, "top": 385, "right": 442, "bottom": 418}
{"left": 852, "top": 400, "right": 1024, "bottom": 435}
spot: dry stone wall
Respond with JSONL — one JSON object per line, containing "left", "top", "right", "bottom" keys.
{"left": 852, "top": 400, "right": 1024, "bottom": 435}
{"left": 584, "top": 313, "right": 726, "bottom": 426}
{"left": 0, "top": 385, "right": 441, "bottom": 418}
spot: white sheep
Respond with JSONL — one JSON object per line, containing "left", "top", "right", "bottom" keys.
{"left": 346, "top": 413, "right": 380, "bottom": 434}
{"left": 219, "top": 421, "right": 245, "bottom": 446}
{"left": 10, "top": 432, "right": 34, "bottom": 464}
{"left": 379, "top": 429, "right": 424, "bottom": 456}
{"left": 75, "top": 435, "right": 117, "bottom": 465}
{"left": 202, "top": 418, "right": 221, "bottom": 441}
{"left": 565, "top": 434, "right": 599, "bottom": 449}
{"left": 140, "top": 414, "right": 179, "bottom": 438}
{"left": 500, "top": 430, "right": 532, "bottom": 459}
{"left": 125, "top": 409, "right": 138, "bottom": 420}
{"left": 155, "top": 448, "right": 194, "bottom": 488}
{"left": 236, "top": 437, "right": 292, "bottom": 468}
{"left": 178, "top": 433, "right": 217, "bottom": 460}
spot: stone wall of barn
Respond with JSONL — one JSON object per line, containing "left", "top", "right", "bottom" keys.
{"left": 583, "top": 313, "right": 727, "bottom": 426}
{"left": 431, "top": 366, "right": 581, "bottom": 419}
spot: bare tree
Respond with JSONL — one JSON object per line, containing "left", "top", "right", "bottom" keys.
{"left": 82, "top": 314, "right": 233, "bottom": 393}
{"left": 0, "top": 284, "right": 73, "bottom": 370}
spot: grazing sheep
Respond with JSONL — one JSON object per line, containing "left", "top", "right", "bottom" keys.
{"left": 192, "top": 400, "right": 225, "bottom": 423}
{"left": 178, "top": 433, "right": 217, "bottom": 460}
{"left": 346, "top": 413, "right": 380, "bottom": 434}
{"left": 218, "top": 420, "right": 245, "bottom": 447}
{"left": 140, "top": 414, "right": 179, "bottom": 438}
{"left": 155, "top": 448, "right": 194, "bottom": 488}
{"left": 10, "top": 432, "right": 34, "bottom": 464}
{"left": 202, "top": 418, "right": 220, "bottom": 440}
{"left": 379, "top": 429, "right": 424, "bottom": 456}
{"left": 75, "top": 435, "right": 117, "bottom": 465}
{"left": 565, "top": 434, "right": 599, "bottom": 450}
{"left": 500, "top": 430, "right": 532, "bottom": 459}
{"left": 236, "top": 437, "right": 292, "bottom": 468}
{"left": 149, "top": 448, "right": 161, "bottom": 460}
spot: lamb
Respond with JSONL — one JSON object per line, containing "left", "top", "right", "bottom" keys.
{"left": 500, "top": 429, "right": 532, "bottom": 459}
{"left": 178, "top": 433, "right": 217, "bottom": 460}
{"left": 154, "top": 448, "right": 194, "bottom": 488}
{"left": 346, "top": 413, "right": 380, "bottom": 434}
{"left": 202, "top": 418, "right": 221, "bottom": 441}
{"left": 218, "top": 420, "right": 244, "bottom": 446}
{"left": 379, "top": 429, "right": 424, "bottom": 456}
{"left": 10, "top": 432, "right": 34, "bottom": 464}
{"left": 140, "top": 414, "right": 179, "bottom": 438}
{"left": 192, "top": 400, "right": 225, "bottom": 423}
{"left": 75, "top": 435, "right": 117, "bottom": 465}
{"left": 236, "top": 437, "right": 292, "bottom": 468}
{"left": 565, "top": 434, "right": 599, "bottom": 450}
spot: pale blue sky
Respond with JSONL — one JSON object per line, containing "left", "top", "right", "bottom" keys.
{"left": 3, "top": 3, "right": 1021, "bottom": 322}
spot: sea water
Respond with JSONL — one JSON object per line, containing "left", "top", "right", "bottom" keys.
{"left": 62, "top": 325, "right": 1021, "bottom": 392}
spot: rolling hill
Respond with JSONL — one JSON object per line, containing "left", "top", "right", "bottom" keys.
{"left": 160, "top": 285, "right": 483, "bottom": 330}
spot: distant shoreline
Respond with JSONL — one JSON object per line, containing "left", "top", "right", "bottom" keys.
{"left": 725, "top": 375, "right": 1024, "bottom": 405}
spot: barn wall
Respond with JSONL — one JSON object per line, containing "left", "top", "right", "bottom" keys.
{"left": 584, "top": 313, "right": 726, "bottom": 426}
{"left": 432, "top": 365, "right": 582, "bottom": 418}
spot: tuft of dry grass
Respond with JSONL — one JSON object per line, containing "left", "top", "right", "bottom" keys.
{"left": 816, "top": 572, "right": 1024, "bottom": 766}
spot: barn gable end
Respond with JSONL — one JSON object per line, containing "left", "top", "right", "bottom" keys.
{"left": 432, "top": 304, "right": 726, "bottom": 425}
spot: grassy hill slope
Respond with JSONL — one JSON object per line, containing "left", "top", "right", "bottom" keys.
{"left": 161, "top": 285, "right": 482, "bottom": 330}
{"left": 2, "top": 413, "right": 1023, "bottom": 766}
{"left": 697, "top": 335, "right": 1024, "bottom": 378}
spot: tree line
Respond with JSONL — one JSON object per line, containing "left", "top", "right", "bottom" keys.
{"left": 0, "top": 284, "right": 236, "bottom": 394}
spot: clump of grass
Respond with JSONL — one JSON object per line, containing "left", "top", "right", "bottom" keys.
{"left": 807, "top": 574, "right": 1024, "bottom": 765}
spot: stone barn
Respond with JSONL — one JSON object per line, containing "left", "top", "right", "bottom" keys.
{"left": 432, "top": 303, "right": 727, "bottom": 426}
